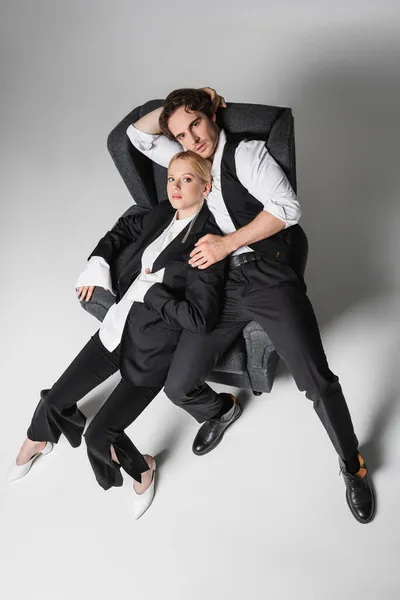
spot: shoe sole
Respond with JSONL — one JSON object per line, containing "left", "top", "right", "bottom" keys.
{"left": 192, "top": 405, "right": 243, "bottom": 456}
{"left": 345, "top": 482, "right": 376, "bottom": 524}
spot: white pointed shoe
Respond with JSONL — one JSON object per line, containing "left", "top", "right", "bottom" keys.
{"left": 133, "top": 459, "right": 157, "bottom": 520}
{"left": 6, "top": 442, "right": 54, "bottom": 483}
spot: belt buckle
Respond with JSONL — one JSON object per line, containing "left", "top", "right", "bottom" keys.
{"left": 229, "top": 252, "right": 255, "bottom": 270}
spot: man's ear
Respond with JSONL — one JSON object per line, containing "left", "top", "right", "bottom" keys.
{"left": 204, "top": 181, "right": 212, "bottom": 196}
{"left": 211, "top": 113, "right": 217, "bottom": 123}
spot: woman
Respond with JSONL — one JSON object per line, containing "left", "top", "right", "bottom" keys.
{"left": 7, "top": 151, "right": 226, "bottom": 519}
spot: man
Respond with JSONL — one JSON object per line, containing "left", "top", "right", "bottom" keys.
{"left": 126, "top": 87, "right": 375, "bottom": 524}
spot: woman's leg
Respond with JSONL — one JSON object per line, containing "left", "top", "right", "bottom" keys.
{"left": 18, "top": 332, "right": 120, "bottom": 464}
{"left": 84, "top": 379, "right": 161, "bottom": 490}
{"left": 110, "top": 449, "right": 156, "bottom": 495}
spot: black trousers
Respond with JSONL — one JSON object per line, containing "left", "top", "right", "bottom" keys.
{"left": 164, "top": 255, "right": 359, "bottom": 462}
{"left": 27, "top": 332, "right": 161, "bottom": 490}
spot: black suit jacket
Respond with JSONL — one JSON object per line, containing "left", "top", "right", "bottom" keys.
{"left": 89, "top": 201, "right": 227, "bottom": 386}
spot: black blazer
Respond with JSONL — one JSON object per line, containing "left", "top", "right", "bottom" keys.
{"left": 89, "top": 201, "right": 227, "bottom": 386}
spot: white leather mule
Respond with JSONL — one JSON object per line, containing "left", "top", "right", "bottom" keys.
{"left": 133, "top": 459, "right": 157, "bottom": 520}
{"left": 6, "top": 442, "right": 54, "bottom": 482}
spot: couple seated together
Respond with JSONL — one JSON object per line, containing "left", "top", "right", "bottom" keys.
{"left": 8, "top": 87, "right": 375, "bottom": 523}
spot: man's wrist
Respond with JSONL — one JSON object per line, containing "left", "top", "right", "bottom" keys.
{"left": 224, "top": 233, "right": 240, "bottom": 255}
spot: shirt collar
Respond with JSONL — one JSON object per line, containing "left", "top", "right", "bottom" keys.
{"left": 211, "top": 129, "right": 227, "bottom": 179}
{"left": 167, "top": 209, "right": 198, "bottom": 232}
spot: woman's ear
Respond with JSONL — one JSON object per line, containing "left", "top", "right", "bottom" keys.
{"left": 203, "top": 181, "right": 212, "bottom": 196}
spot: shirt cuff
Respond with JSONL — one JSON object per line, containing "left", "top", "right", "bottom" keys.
{"left": 262, "top": 204, "right": 288, "bottom": 228}
{"left": 126, "top": 124, "right": 160, "bottom": 152}
{"left": 75, "top": 256, "right": 115, "bottom": 294}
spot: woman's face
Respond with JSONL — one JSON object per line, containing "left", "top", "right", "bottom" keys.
{"left": 167, "top": 158, "right": 211, "bottom": 218}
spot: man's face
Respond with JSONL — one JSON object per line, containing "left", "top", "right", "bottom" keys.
{"left": 167, "top": 107, "right": 220, "bottom": 160}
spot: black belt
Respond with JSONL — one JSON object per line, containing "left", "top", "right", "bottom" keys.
{"left": 229, "top": 251, "right": 261, "bottom": 270}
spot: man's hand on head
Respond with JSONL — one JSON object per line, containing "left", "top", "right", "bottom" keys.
{"left": 189, "top": 234, "right": 232, "bottom": 269}
{"left": 199, "top": 87, "right": 227, "bottom": 114}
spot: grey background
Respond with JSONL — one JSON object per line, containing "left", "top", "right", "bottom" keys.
{"left": 1, "top": 2, "right": 400, "bottom": 600}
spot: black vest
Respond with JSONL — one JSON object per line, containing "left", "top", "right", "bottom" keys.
{"left": 220, "top": 137, "right": 306, "bottom": 266}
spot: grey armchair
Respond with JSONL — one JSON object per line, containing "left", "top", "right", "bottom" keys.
{"left": 82, "top": 100, "right": 308, "bottom": 394}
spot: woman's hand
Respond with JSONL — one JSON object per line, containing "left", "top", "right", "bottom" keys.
{"left": 77, "top": 286, "right": 95, "bottom": 301}
{"left": 77, "top": 286, "right": 109, "bottom": 302}
{"left": 199, "top": 87, "right": 227, "bottom": 114}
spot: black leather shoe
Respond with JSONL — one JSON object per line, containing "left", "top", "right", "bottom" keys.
{"left": 192, "top": 396, "right": 242, "bottom": 456}
{"left": 339, "top": 454, "right": 375, "bottom": 524}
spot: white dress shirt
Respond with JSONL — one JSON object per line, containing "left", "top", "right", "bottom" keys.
{"left": 76, "top": 211, "right": 195, "bottom": 352}
{"left": 127, "top": 125, "right": 301, "bottom": 257}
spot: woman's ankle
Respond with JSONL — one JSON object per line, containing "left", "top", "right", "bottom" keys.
{"left": 133, "top": 455, "right": 155, "bottom": 494}
{"left": 16, "top": 439, "right": 46, "bottom": 465}
{"left": 110, "top": 444, "right": 120, "bottom": 464}
{"left": 143, "top": 454, "right": 155, "bottom": 471}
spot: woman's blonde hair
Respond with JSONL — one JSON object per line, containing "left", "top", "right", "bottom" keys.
{"left": 168, "top": 151, "right": 212, "bottom": 184}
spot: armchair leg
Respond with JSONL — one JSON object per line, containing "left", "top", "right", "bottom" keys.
{"left": 243, "top": 322, "right": 280, "bottom": 394}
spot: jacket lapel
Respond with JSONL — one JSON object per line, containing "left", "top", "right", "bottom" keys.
{"left": 118, "top": 202, "right": 175, "bottom": 295}
{"left": 123, "top": 202, "right": 174, "bottom": 266}
{"left": 152, "top": 203, "right": 210, "bottom": 272}
{"left": 134, "top": 201, "right": 175, "bottom": 257}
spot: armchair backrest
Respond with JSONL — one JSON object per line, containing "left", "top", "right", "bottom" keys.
{"left": 107, "top": 100, "right": 297, "bottom": 209}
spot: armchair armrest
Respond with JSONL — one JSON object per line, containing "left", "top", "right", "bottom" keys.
{"left": 80, "top": 204, "right": 150, "bottom": 320}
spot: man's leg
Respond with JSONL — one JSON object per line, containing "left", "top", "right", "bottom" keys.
{"left": 164, "top": 321, "right": 245, "bottom": 454}
{"left": 164, "top": 323, "right": 244, "bottom": 421}
{"left": 240, "top": 261, "right": 374, "bottom": 522}
{"left": 164, "top": 267, "right": 246, "bottom": 423}
{"left": 244, "top": 282, "right": 358, "bottom": 463}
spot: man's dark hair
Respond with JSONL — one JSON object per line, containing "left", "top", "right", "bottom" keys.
{"left": 159, "top": 88, "right": 214, "bottom": 140}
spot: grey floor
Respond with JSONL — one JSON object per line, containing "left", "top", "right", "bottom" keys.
{"left": 1, "top": 290, "right": 399, "bottom": 600}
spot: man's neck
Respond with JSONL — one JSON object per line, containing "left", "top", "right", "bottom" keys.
{"left": 208, "top": 129, "right": 221, "bottom": 164}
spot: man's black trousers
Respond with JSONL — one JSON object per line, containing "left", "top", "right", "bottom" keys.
{"left": 27, "top": 332, "right": 161, "bottom": 489}
{"left": 164, "top": 254, "right": 359, "bottom": 463}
